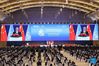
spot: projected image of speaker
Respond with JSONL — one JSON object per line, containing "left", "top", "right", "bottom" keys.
{"left": 11, "top": 27, "right": 22, "bottom": 37}
{"left": 79, "top": 27, "right": 89, "bottom": 37}
{"left": 7, "top": 25, "right": 23, "bottom": 41}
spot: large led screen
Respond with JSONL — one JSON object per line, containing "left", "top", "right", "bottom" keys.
{"left": 30, "top": 24, "right": 69, "bottom": 41}
{"left": 76, "top": 24, "right": 98, "bottom": 40}
{"left": 0, "top": 24, "right": 98, "bottom": 41}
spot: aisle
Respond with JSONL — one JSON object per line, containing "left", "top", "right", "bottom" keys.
{"left": 32, "top": 50, "right": 89, "bottom": 66}
{"left": 61, "top": 50, "right": 89, "bottom": 66}
{"left": 32, "top": 52, "right": 45, "bottom": 66}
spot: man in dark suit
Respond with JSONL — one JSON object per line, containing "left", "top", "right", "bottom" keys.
{"left": 11, "top": 27, "right": 21, "bottom": 37}
{"left": 79, "top": 27, "right": 89, "bottom": 37}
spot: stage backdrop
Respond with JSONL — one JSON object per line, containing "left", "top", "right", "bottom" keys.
{"left": 0, "top": 24, "right": 98, "bottom": 41}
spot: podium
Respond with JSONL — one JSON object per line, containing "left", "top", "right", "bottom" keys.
{"left": 8, "top": 37, "right": 22, "bottom": 41}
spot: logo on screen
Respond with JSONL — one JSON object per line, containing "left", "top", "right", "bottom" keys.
{"left": 38, "top": 29, "right": 45, "bottom": 36}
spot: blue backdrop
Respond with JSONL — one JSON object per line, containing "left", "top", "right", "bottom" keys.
{"left": 30, "top": 24, "right": 69, "bottom": 41}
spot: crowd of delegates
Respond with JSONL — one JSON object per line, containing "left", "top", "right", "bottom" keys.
{"left": 0, "top": 46, "right": 76, "bottom": 66}
{"left": 64, "top": 46, "right": 99, "bottom": 66}
{"left": 0, "top": 46, "right": 98, "bottom": 66}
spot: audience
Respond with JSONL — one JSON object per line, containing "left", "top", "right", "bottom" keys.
{"left": 64, "top": 46, "right": 99, "bottom": 66}
{"left": 0, "top": 46, "right": 98, "bottom": 66}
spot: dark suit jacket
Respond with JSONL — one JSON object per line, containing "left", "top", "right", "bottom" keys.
{"left": 81, "top": 31, "right": 89, "bottom": 36}
{"left": 13, "top": 31, "right": 21, "bottom": 36}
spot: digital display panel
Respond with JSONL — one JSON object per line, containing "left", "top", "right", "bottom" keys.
{"left": 0, "top": 24, "right": 98, "bottom": 41}
{"left": 30, "top": 24, "right": 69, "bottom": 41}
{"left": 75, "top": 24, "right": 98, "bottom": 40}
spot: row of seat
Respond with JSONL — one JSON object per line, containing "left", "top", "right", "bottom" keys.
{"left": 0, "top": 46, "right": 76, "bottom": 66}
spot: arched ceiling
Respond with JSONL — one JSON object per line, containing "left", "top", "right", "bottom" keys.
{"left": 0, "top": 0, "right": 99, "bottom": 14}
